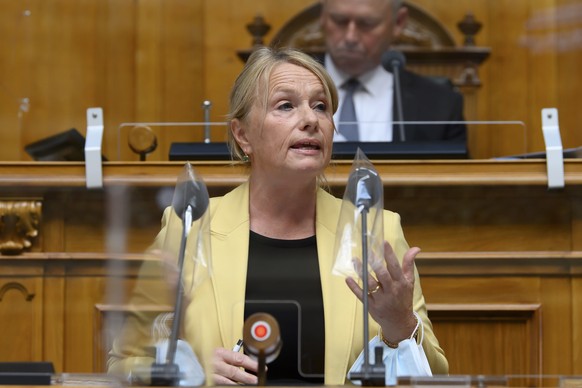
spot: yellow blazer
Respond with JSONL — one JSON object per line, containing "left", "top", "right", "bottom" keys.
{"left": 110, "top": 182, "right": 448, "bottom": 384}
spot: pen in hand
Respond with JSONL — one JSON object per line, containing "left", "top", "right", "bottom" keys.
{"left": 232, "top": 339, "right": 244, "bottom": 352}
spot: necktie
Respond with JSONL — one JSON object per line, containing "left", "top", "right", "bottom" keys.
{"left": 338, "top": 79, "right": 360, "bottom": 141}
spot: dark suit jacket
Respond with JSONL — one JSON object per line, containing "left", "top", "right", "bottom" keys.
{"left": 394, "top": 70, "right": 466, "bottom": 142}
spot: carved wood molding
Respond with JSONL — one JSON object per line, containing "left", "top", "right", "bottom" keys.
{"left": 0, "top": 282, "right": 35, "bottom": 302}
{"left": 0, "top": 199, "right": 42, "bottom": 255}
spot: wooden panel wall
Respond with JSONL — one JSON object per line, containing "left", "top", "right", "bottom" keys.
{"left": 0, "top": 0, "right": 580, "bottom": 161}
{"left": 427, "top": 304, "right": 542, "bottom": 376}
{"left": 0, "top": 277, "right": 44, "bottom": 362}
{"left": 1, "top": 161, "right": 581, "bottom": 376}
{"left": 0, "top": 0, "right": 204, "bottom": 162}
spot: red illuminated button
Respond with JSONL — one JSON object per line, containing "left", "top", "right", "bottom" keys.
{"left": 250, "top": 321, "right": 271, "bottom": 341}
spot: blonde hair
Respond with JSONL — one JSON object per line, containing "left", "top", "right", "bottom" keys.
{"left": 226, "top": 46, "right": 338, "bottom": 162}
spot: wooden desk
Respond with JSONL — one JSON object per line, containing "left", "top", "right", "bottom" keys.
{"left": 0, "top": 160, "right": 581, "bottom": 376}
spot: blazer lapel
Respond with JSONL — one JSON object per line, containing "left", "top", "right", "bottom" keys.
{"left": 316, "top": 189, "right": 359, "bottom": 385}
{"left": 209, "top": 182, "right": 250, "bottom": 348}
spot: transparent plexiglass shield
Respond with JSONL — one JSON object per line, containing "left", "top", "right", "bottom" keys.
{"left": 163, "top": 162, "right": 212, "bottom": 296}
{"left": 333, "top": 148, "right": 385, "bottom": 280}
{"left": 105, "top": 162, "right": 211, "bottom": 386}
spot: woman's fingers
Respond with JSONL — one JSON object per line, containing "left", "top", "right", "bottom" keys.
{"left": 401, "top": 246, "right": 420, "bottom": 284}
{"left": 379, "top": 242, "right": 419, "bottom": 284}
{"left": 212, "top": 347, "right": 258, "bottom": 385}
{"left": 345, "top": 276, "right": 364, "bottom": 301}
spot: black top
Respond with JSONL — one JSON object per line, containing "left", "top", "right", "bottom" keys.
{"left": 245, "top": 231, "right": 325, "bottom": 385}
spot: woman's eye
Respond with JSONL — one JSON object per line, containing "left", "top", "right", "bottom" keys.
{"left": 314, "top": 102, "right": 327, "bottom": 111}
{"left": 278, "top": 102, "right": 293, "bottom": 110}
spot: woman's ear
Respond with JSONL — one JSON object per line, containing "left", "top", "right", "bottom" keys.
{"left": 231, "top": 118, "right": 252, "bottom": 155}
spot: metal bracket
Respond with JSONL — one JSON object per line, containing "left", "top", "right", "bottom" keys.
{"left": 84, "top": 107, "right": 104, "bottom": 189}
{"left": 541, "top": 108, "right": 564, "bottom": 189}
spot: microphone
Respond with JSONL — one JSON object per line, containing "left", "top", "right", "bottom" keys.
{"left": 345, "top": 163, "right": 385, "bottom": 385}
{"left": 172, "top": 179, "right": 210, "bottom": 223}
{"left": 381, "top": 50, "right": 406, "bottom": 73}
{"left": 243, "top": 313, "right": 282, "bottom": 386}
{"left": 172, "top": 167, "right": 210, "bottom": 238}
{"left": 347, "top": 167, "right": 382, "bottom": 211}
{"left": 151, "top": 163, "right": 210, "bottom": 386}
{"left": 381, "top": 50, "right": 406, "bottom": 142}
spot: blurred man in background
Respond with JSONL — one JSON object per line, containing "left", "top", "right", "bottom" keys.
{"left": 320, "top": 0, "right": 467, "bottom": 142}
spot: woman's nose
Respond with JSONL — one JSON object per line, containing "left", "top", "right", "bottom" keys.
{"left": 300, "top": 105, "right": 318, "bottom": 131}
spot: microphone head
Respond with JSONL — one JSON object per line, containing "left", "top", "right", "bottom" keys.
{"left": 243, "top": 313, "right": 282, "bottom": 364}
{"left": 381, "top": 50, "right": 406, "bottom": 73}
{"left": 347, "top": 167, "right": 382, "bottom": 210}
{"left": 171, "top": 179, "right": 209, "bottom": 221}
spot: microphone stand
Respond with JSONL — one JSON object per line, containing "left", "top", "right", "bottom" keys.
{"left": 349, "top": 206, "right": 385, "bottom": 386}
{"left": 392, "top": 60, "right": 406, "bottom": 142}
{"left": 258, "top": 350, "right": 267, "bottom": 387}
{"left": 202, "top": 101, "right": 212, "bottom": 144}
{"left": 150, "top": 205, "right": 193, "bottom": 386}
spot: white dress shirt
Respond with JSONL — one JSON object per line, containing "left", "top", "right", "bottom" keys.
{"left": 325, "top": 54, "right": 394, "bottom": 142}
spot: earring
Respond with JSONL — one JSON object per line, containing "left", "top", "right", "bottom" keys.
{"left": 242, "top": 154, "right": 249, "bottom": 163}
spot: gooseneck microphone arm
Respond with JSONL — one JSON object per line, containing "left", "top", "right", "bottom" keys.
{"left": 150, "top": 205, "right": 193, "bottom": 386}
{"left": 393, "top": 66, "right": 405, "bottom": 142}
{"left": 149, "top": 206, "right": 190, "bottom": 386}
{"left": 165, "top": 205, "right": 192, "bottom": 366}
{"left": 381, "top": 50, "right": 407, "bottom": 142}
{"left": 360, "top": 207, "right": 372, "bottom": 375}
{"left": 347, "top": 169, "right": 385, "bottom": 386}
{"left": 150, "top": 173, "right": 209, "bottom": 386}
